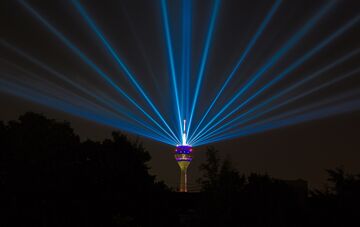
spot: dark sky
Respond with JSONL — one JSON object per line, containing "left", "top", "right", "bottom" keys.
{"left": 1, "top": 0, "right": 359, "bottom": 189}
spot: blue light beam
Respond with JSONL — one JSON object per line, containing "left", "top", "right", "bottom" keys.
{"left": 189, "top": 0, "right": 282, "bottom": 142}
{"left": 17, "top": 0, "right": 181, "bottom": 144}
{"left": 189, "top": 0, "right": 337, "bottom": 143}
{"left": 196, "top": 46, "right": 360, "bottom": 145}
{"left": 0, "top": 78, "right": 175, "bottom": 145}
{"left": 71, "top": 0, "right": 178, "bottom": 144}
{"left": 193, "top": 49, "right": 360, "bottom": 144}
{"left": 181, "top": 0, "right": 192, "bottom": 123}
{"left": 0, "top": 70, "right": 175, "bottom": 144}
{"left": 195, "top": 92, "right": 360, "bottom": 146}
{"left": 160, "top": 0, "right": 183, "bottom": 139}
{"left": 187, "top": 0, "right": 221, "bottom": 136}
{"left": 0, "top": 41, "right": 178, "bottom": 144}
{"left": 193, "top": 66, "right": 360, "bottom": 145}
{"left": 190, "top": 9, "right": 358, "bottom": 144}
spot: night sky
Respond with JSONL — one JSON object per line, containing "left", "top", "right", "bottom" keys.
{"left": 1, "top": 0, "right": 359, "bottom": 189}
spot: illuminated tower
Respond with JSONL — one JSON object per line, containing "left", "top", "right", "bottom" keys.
{"left": 174, "top": 120, "right": 193, "bottom": 192}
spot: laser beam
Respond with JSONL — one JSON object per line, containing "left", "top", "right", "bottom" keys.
{"left": 0, "top": 78, "right": 175, "bottom": 145}
{"left": 18, "top": 0, "right": 180, "bottom": 144}
{"left": 190, "top": 8, "right": 358, "bottom": 144}
{"left": 160, "top": 0, "right": 183, "bottom": 139}
{"left": 189, "top": 0, "right": 282, "bottom": 140}
{"left": 0, "top": 41, "right": 177, "bottom": 144}
{"left": 189, "top": 0, "right": 337, "bottom": 143}
{"left": 193, "top": 66, "right": 360, "bottom": 145}
{"left": 181, "top": 0, "right": 192, "bottom": 124}
{"left": 195, "top": 91, "right": 360, "bottom": 146}
{"left": 187, "top": 0, "right": 221, "bottom": 136}
{"left": 71, "top": 0, "right": 177, "bottom": 143}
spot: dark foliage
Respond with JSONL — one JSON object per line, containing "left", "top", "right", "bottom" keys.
{"left": 195, "top": 148, "right": 360, "bottom": 227}
{"left": 0, "top": 112, "right": 173, "bottom": 227}
{"left": 0, "top": 113, "right": 359, "bottom": 226}
{"left": 308, "top": 167, "right": 360, "bottom": 226}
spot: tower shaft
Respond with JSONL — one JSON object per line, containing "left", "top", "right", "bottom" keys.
{"left": 177, "top": 160, "right": 190, "bottom": 192}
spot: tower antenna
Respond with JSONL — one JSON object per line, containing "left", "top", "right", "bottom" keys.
{"left": 182, "top": 119, "right": 187, "bottom": 145}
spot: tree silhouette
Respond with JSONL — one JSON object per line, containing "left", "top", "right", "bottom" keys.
{"left": 0, "top": 112, "right": 173, "bottom": 227}
{"left": 1, "top": 113, "right": 359, "bottom": 226}
{"left": 197, "top": 147, "right": 305, "bottom": 227}
{"left": 198, "top": 146, "right": 221, "bottom": 191}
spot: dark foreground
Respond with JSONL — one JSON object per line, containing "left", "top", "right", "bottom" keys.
{"left": 1, "top": 113, "right": 359, "bottom": 227}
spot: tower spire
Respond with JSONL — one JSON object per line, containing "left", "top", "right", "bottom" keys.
{"left": 182, "top": 119, "right": 187, "bottom": 145}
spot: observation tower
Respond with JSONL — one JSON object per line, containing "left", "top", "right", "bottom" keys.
{"left": 174, "top": 120, "right": 193, "bottom": 192}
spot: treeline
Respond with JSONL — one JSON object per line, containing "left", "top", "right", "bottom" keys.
{"left": 193, "top": 148, "right": 360, "bottom": 226}
{"left": 0, "top": 112, "right": 359, "bottom": 227}
{"left": 0, "top": 112, "right": 174, "bottom": 226}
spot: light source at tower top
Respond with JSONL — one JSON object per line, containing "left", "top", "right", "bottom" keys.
{"left": 182, "top": 119, "right": 187, "bottom": 145}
